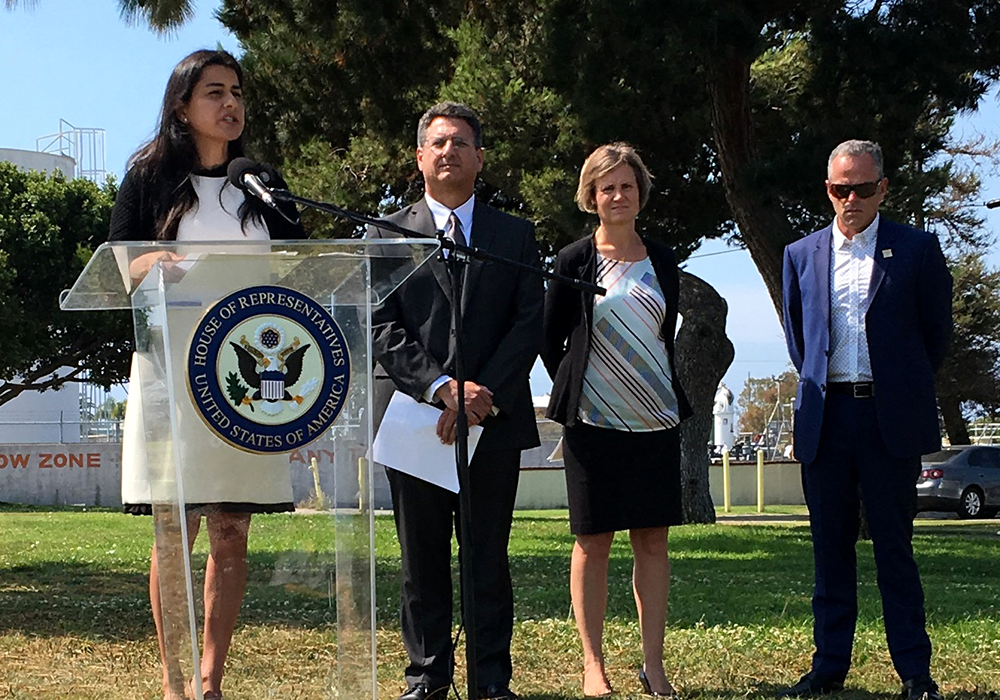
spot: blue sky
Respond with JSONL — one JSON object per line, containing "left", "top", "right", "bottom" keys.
{"left": 2, "top": 0, "right": 999, "bottom": 400}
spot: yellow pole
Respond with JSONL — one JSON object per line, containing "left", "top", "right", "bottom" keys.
{"left": 722, "top": 450, "right": 732, "bottom": 513}
{"left": 756, "top": 449, "right": 765, "bottom": 513}
{"left": 310, "top": 456, "right": 328, "bottom": 510}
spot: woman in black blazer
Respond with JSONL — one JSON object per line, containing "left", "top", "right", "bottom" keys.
{"left": 109, "top": 49, "right": 303, "bottom": 700}
{"left": 542, "top": 143, "right": 692, "bottom": 698}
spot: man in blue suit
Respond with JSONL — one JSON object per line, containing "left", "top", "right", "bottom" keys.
{"left": 780, "top": 140, "right": 952, "bottom": 700}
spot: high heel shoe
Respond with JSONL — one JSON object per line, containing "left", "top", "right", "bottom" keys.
{"left": 639, "top": 669, "right": 678, "bottom": 699}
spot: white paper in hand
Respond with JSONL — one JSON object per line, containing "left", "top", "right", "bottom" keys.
{"left": 372, "top": 390, "right": 484, "bottom": 493}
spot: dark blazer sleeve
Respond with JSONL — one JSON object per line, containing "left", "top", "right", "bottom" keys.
{"left": 109, "top": 169, "right": 156, "bottom": 242}
{"left": 260, "top": 164, "right": 305, "bottom": 240}
{"left": 917, "top": 233, "right": 953, "bottom": 372}
{"left": 541, "top": 249, "right": 578, "bottom": 379}
{"left": 782, "top": 244, "right": 805, "bottom": 374}
{"left": 542, "top": 237, "right": 592, "bottom": 425}
{"left": 371, "top": 294, "right": 447, "bottom": 401}
{"left": 368, "top": 208, "right": 449, "bottom": 401}
{"left": 474, "top": 217, "right": 544, "bottom": 415}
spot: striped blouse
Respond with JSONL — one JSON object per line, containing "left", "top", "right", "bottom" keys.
{"left": 577, "top": 254, "right": 681, "bottom": 432}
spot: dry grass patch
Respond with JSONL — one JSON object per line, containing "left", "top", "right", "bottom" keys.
{"left": 0, "top": 506, "right": 997, "bottom": 699}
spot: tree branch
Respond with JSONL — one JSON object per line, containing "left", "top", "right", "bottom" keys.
{"left": 0, "top": 337, "right": 105, "bottom": 408}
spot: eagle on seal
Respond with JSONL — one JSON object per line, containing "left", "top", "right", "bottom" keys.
{"left": 229, "top": 339, "right": 311, "bottom": 403}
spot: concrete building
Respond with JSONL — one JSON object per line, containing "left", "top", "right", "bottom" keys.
{"left": 0, "top": 147, "right": 75, "bottom": 178}
{"left": 0, "top": 384, "right": 84, "bottom": 444}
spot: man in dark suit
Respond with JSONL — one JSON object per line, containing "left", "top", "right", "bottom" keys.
{"left": 370, "top": 102, "right": 543, "bottom": 700}
{"left": 780, "top": 140, "right": 952, "bottom": 700}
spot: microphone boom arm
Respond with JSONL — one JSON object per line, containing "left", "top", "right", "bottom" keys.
{"left": 270, "top": 188, "right": 606, "bottom": 295}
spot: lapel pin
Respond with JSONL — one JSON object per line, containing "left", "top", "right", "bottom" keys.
{"left": 882, "top": 248, "right": 893, "bottom": 258}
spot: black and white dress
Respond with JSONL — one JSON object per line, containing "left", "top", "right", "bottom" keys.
{"left": 109, "top": 164, "right": 304, "bottom": 514}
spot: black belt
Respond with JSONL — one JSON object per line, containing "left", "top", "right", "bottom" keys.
{"left": 827, "top": 381, "right": 875, "bottom": 398}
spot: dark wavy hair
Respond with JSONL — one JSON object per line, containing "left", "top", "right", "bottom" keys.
{"left": 417, "top": 102, "right": 483, "bottom": 149}
{"left": 127, "top": 49, "right": 260, "bottom": 240}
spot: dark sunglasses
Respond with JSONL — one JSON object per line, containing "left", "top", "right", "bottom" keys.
{"left": 828, "top": 181, "right": 881, "bottom": 199}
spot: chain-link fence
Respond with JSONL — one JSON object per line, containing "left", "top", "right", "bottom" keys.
{"left": 0, "top": 418, "right": 123, "bottom": 444}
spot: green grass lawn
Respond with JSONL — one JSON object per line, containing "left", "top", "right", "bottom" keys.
{"left": 0, "top": 505, "right": 997, "bottom": 699}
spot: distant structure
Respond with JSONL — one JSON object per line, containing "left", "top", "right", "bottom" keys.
{"left": 713, "top": 383, "right": 736, "bottom": 452}
{"left": 0, "top": 147, "right": 75, "bottom": 178}
{"left": 0, "top": 385, "right": 83, "bottom": 443}
{"left": 0, "top": 121, "right": 114, "bottom": 444}
{"left": 35, "top": 119, "right": 107, "bottom": 182}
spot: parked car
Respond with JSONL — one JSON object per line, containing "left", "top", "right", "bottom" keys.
{"left": 916, "top": 445, "right": 1000, "bottom": 519}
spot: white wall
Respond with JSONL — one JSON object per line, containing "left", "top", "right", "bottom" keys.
{"left": 0, "top": 443, "right": 119, "bottom": 506}
{"left": 0, "top": 382, "right": 83, "bottom": 443}
{"left": 513, "top": 461, "right": 805, "bottom": 511}
{"left": 0, "top": 435, "right": 806, "bottom": 510}
{"left": 0, "top": 442, "right": 393, "bottom": 510}
{"left": 0, "top": 147, "right": 75, "bottom": 178}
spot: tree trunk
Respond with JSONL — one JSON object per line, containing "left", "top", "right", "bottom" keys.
{"left": 939, "top": 395, "right": 971, "bottom": 444}
{"left": 706, "top": 45, "right": 798, "bottom": 318}
{"left": 675, "top": 271, "right": 735, "bottom": 524}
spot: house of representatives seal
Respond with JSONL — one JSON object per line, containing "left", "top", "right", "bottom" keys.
{"left": 186, "top": 285, "right": 350, "bottom": 454}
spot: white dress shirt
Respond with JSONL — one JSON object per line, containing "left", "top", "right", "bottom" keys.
{"left": 423, "top": 193, "right": 476, "bottom": 402}
{"left": 424, "top": 192, "right": 475, "bottom": 245}
{"left": 827, "top": 214, "right": 879, "bottom": 382}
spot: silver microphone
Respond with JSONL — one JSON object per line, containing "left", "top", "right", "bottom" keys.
{"left": 227, "top": 157, "right": 279, "bottom": 210}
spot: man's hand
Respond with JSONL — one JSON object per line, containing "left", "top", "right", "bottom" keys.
{"left": 434, "top": 380, "right": 493, "bottom": 444}
{"left": 434, "top": 379, "right": 493, "bottom": 420}
{"left": 435, "top": 406, "right": 488, "bottom": 445}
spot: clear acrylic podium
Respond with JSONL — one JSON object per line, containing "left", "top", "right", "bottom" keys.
{"left": 61, "top": 238, "right": 438, "bottom": 699}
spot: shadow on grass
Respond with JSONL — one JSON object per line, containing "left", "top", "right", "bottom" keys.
{"left": 0, "top": 514, "right": 997, "bottom": 643}
{"left": 699, "top": 689, "right": 899, "bottom": 700}
{"left": 0, "top": 561, "right": 153, "bottom": 640}
{"left": 514, "top": 688, "right": 1000, "bottom": 700}
{"left": 511, "top": 690, "right": 1000, "bottom": 700}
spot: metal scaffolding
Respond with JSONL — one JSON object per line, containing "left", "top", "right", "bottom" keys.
{"left": 36, "top": 118, "right": 107, "bottom": 182}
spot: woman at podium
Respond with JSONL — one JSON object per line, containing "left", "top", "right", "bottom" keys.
{"left": 108, "top": 49, "right": 303, "bottom": 700}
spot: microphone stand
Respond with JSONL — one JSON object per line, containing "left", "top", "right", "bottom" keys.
{"left": 272, "top": 186, "right": 603, "bottom": 699}
{"left": 445, "top": 240, "right": 477, "bottom": 697}
{"left": 269, "top": 189, "right": 385, "bottom": 237}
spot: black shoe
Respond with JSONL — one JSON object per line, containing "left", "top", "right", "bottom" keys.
{"left": 902, "top": 675, "right": 942, "bottom": 700}
{"left": 478, "top": 684, "right": 518, "bottom": 700}
{"left": 776, "top": 671, "right": 845, "bottom": 698}
{"left": 398, "top": 683, "right": 449, "bottom": 700}
{"left": 639, "top": 669, "right": 678, "bottom": 698}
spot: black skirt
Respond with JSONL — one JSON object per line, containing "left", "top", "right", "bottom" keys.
{"left": 562, "top": 421, "right": 682, "bottom": 535}
{"left": 123, "top": 502, "right": 295, "bottom": 516}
